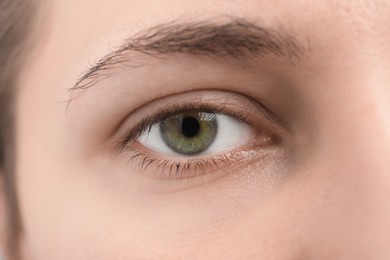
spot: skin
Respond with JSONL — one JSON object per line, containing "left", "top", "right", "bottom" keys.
{"left": 1, "top": 0, "right": 390, "bottom": 259}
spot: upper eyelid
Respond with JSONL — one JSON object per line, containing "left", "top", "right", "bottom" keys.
{"left": 67, "top": 17, "right": 305, "bottom": 108}
{"left": 116, "top": 90, "right": 285, "bottom": 151}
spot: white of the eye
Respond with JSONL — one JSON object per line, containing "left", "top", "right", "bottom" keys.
{"left": 137, "top": 114, "right": 255, "bottom": 157}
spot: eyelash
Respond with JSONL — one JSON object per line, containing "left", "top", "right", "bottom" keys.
{"left": 118, "top": 102, "right": 259, "bottom": 179}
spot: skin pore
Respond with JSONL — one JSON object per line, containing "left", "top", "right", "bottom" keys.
{"left": 1, "top": 0, "right": 390, "bottom": 259}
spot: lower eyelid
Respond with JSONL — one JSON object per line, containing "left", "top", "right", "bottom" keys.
{"left": 123, "top": 145, "right": 254, "bottom": 180}
{"left": 123, "top": 131, "right": 276, "bottom": 180}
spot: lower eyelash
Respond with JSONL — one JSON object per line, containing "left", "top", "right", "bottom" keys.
{"left": 125, "top": 148, "right": 232, "bottom": 179}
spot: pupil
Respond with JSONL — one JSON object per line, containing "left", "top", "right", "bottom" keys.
{"left": 181, "top": 116, "right": 200, "bottom": 138}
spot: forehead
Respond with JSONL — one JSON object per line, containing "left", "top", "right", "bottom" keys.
{"left": 23, "top": 0, "right": 390, "bottom": 107}
{"left": 46, "top": 0, "right": 389, "bottom": 35}
{"left": 41, "top": 0, "right": 389, "bottom": 68}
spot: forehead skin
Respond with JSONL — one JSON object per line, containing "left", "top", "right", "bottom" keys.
{"left": 15, "top": 0, "right": 390, "bottom": 259}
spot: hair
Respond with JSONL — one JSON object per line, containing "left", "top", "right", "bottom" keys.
{"left": 0, "top": 0, "right": 36, "bottom": 258}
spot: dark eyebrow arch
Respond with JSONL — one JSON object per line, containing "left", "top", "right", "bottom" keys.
{"left": 70, "top": 18, "right": 304, "bottom": 92}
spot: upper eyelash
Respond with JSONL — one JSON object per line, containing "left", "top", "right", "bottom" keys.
{"left": 118, "top": 102, "right": 251, "bottom": 151}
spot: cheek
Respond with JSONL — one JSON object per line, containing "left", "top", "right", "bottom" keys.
{"left": 16, "top": 148, "right": 295, "bottom": 259}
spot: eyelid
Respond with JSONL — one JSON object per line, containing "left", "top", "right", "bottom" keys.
{"left": 122, "top": 144, "right": 271, "bottom": 181}
{"left": 115, "top": 90, "right": 283, "bottom": 151}
{"left": 111, "top": 89, "right": 288, "bottom": 182}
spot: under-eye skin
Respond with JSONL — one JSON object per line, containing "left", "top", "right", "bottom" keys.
{"left": 117, "top": 90, "right": 282, "bottom": 179}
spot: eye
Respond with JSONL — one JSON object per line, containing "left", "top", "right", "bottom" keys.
{"left": 137, "top": 111, "right": 255, "bottom": 157}
{"left": 117, "top": 90, "right": 280, "bottom": 180}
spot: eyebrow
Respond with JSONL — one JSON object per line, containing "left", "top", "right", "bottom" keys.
{"left": 70, "top": 18, "right": 304, "bottom": 92}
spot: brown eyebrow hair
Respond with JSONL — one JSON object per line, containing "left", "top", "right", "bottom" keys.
{"left": 70, "top": 18, "right": 305, "bottom": 93}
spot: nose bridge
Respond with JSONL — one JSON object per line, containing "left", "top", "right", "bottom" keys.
{"left": 312, "top": 36, "right": 390, "bottom": 171}
{"left": 323, "top": 66, "right": 390, "bottom": 182}
{"left": 347, "top": 68, "right": 390, "bottom": 172}
{"left": 344, "top": 92, "right": 390, "bottom": 255}
{"left": 298, "top": 77, "right": 389, "bottom": 258}
{"left": 314, "top": 62, "right": 390, "bottom": 255}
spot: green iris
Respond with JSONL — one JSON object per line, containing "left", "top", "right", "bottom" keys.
{"left": 159, "top": 112, "right": 218, "bottom": 155}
